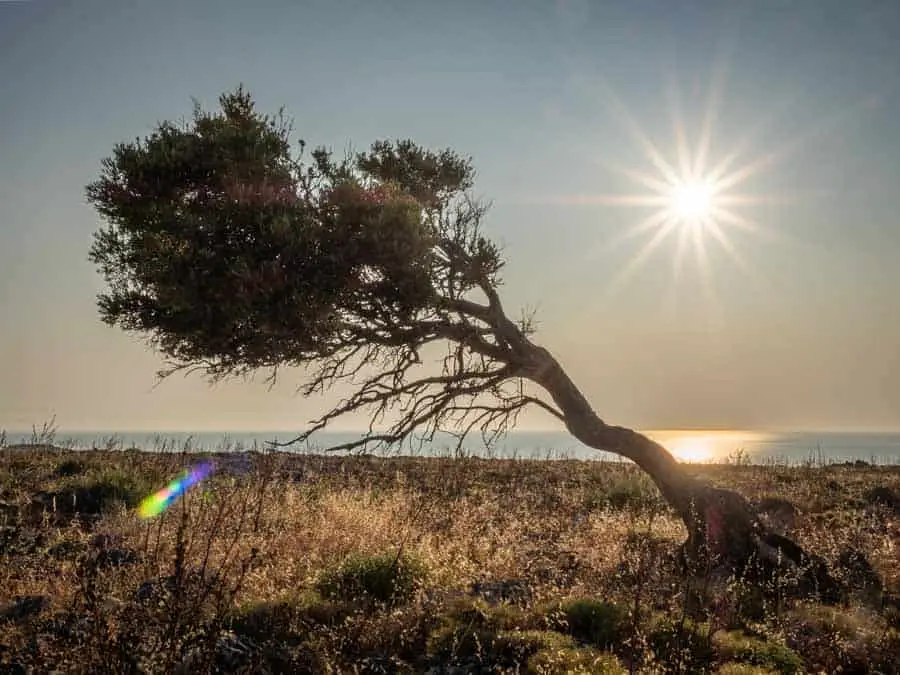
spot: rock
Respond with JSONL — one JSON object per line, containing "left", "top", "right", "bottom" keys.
{"left": 1, "top": 595, "right": 50, "bottom": 624}
{"left": 214, "top": 631, "right": 258, "bottom": 671}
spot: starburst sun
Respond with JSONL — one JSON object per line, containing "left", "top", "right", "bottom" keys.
{"left": 669, "top": 179, "right": 716, "bottom": 223}
{"left": 556, "top": 69, "right": 801, "bottom": 306}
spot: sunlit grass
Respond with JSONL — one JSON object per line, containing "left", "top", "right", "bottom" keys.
{"left": 0, "top": 442, "right": 898, "bottom": 671}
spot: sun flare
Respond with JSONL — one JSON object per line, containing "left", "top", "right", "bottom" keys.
{"left": 667, "top": 436, "right": 715, "bottom": 463}
{"left": 670, "top": 179, "right": 716, "bottom": 223}
{"left": 557, "top": 67, "right": 801, "bottom": 311}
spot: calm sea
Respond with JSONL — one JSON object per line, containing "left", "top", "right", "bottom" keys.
{"left": 4, "top": 429, "right": 900, "bottom": 466}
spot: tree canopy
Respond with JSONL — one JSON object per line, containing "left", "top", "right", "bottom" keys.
{"left": 88, "top": 86, "right": 548, "bottom": 452}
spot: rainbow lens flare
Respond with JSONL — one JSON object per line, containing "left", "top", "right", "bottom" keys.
{"left": 137, "top": 462, "right": 214, "bottom": 519}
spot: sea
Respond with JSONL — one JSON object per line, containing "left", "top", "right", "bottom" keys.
{"left": 4, "top": 428, "right": 900, "bottom": 466}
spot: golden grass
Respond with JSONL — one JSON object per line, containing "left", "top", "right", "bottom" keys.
{"left": 0, "top": 446, "right": 898, "bottom": 672}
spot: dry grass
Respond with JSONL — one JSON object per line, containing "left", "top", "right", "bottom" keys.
{"left": 0, "top": 443, "right": 899, "bottom": 673}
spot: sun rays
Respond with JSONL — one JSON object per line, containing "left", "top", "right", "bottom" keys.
{"left": 581, "top": 71, "right": 777, "bottom": 313}
{"left": 539, "top": 63, "right": 884, "bottom": 322}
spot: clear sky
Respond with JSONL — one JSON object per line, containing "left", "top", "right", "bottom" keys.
{"left": 2, "top": 0, "right": 899, "bottom": 433}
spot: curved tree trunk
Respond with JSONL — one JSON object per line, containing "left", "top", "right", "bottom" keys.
{"left": 522, "top": 343, "right": 843, "bottom": 601}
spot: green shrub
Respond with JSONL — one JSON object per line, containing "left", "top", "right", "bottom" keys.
{"left": 54, "top": 459, "right": 86, "bottom": 478}
{"left": 427, "top": 622, "right": 498, "bottom": 665}
{"left": 648, "top": 617, "right": 715, "bottom": 673}
{"left": 528, "top": 647, "right": 626, "bottom": 674}
{"left": 545, "top": 597, "right": 628, "bottom": 649}
{"left": 428, "top": 626, "right": 574, "bottom": 670}
{"left": 228, "top": 590, "right": 357, "bottom": 642}
{"left": 45, "top": 469, "right": 151, "bottom": 516}
{"left": 715, "top": 665, "right": 777, "bottom": 675}
{"left": 494, "top": 630, "right": 576, "bottom": 664}
{"left": 227, "top": 598, "right": 299, "bottom": 642}
{"left": 606, "top": 475, "right": 661, "bottom": 510}
{"left": 713, "top": 630, "right": 803, "bottom": 674}
{"left": 444, "top": 597, "right": 534, "bottom": 631}
{"left": 426, "top": 599, "right": 544, "bottom": 667}
{"left": 315, "top": 550, "right": 427, "bottom": 606}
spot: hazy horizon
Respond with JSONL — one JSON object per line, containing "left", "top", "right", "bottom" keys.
{"left": 3, "top": 1, "right": 900, "bottom": 433}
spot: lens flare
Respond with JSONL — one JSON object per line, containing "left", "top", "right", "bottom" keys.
{"left": 137, "top": 462, "right": 214, "bottom": 519}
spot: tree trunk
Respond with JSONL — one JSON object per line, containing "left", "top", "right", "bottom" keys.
{"left": 522, "top": 343, "right": 843, "bottom": 601}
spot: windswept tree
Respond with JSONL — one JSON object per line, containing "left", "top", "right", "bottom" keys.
{"left": 87, "top": 87, "right": 840, "bottom": 596}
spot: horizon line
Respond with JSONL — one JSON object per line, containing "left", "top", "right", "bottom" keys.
{"left": 5, "top": 426, "right": 900, "bottom": 435}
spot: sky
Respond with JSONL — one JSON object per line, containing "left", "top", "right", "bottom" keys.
{"left": 1, "top": 0, "right": 899, "bottom": 433}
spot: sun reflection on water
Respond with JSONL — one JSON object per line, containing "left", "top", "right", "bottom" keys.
{"left": 647, "top": 430, "right": 771, "bottom": 463}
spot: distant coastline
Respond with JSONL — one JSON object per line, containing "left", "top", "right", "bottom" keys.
{"left": 3, "top": 428, "right": 900, "bottom": 465}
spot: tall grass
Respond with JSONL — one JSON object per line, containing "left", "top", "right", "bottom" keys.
{"left": 0, "top": 440, "right": 898, "bottom": 672}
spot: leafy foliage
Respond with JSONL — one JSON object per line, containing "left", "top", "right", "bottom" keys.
{"left": 87, "top": 86, "right": 551, "bottom": 453}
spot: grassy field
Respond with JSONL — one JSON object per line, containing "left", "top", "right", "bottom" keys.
{"left": 1, "top": 444, "right": 899, "bottom": 673}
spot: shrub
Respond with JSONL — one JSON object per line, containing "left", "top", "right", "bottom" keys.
{"left": 227, "top": 591, "right": 358, "bottom": 643}
{"left": 41, "top": 469, "right": 151, "bottom": 517}
{"left": 426, "top": 599, "right": 543, "bottom": 667}
{"left": 428, "top": 626, "right": 574, "bottom": 670}
{"left": 712, "top": 630, "right": 803, "bottom": 675}
{"left": 54, "top": 459, "right": 85, "bottom": 478}
{"left": 647, "top": 617, "right": 715, "bottom": 673}
{"left": 784, "top": 604, "right": 900, "bottom": 673}
{"left": 544, "top": 597, "right": 628, "bottom": 650}
{"left": 494, "top": 630, "right": 576, "bottom": 664}
{"left": 315, "top": 550, "right": 427, "bottom": 606}
{"left": 605, "top": 475, "right": 661, "bottom": 511}
{"left": 528, "top": 646, "right": 626, "bottom": 674}
{"left": 715, "top": 665, "right": 777, "bottom": 675}
{"left": 227, "top": 598, "right": 299, "bottom": 642}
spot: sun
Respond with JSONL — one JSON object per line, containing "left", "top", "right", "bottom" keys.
{"left": 667, "top": 436, "right": 715, "bottom": 463}
{"left": 669, "top": 179, "right": 716, "bottom": 223}
{"left": 551, "top": 67, "right": 797, "bottom": 310}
